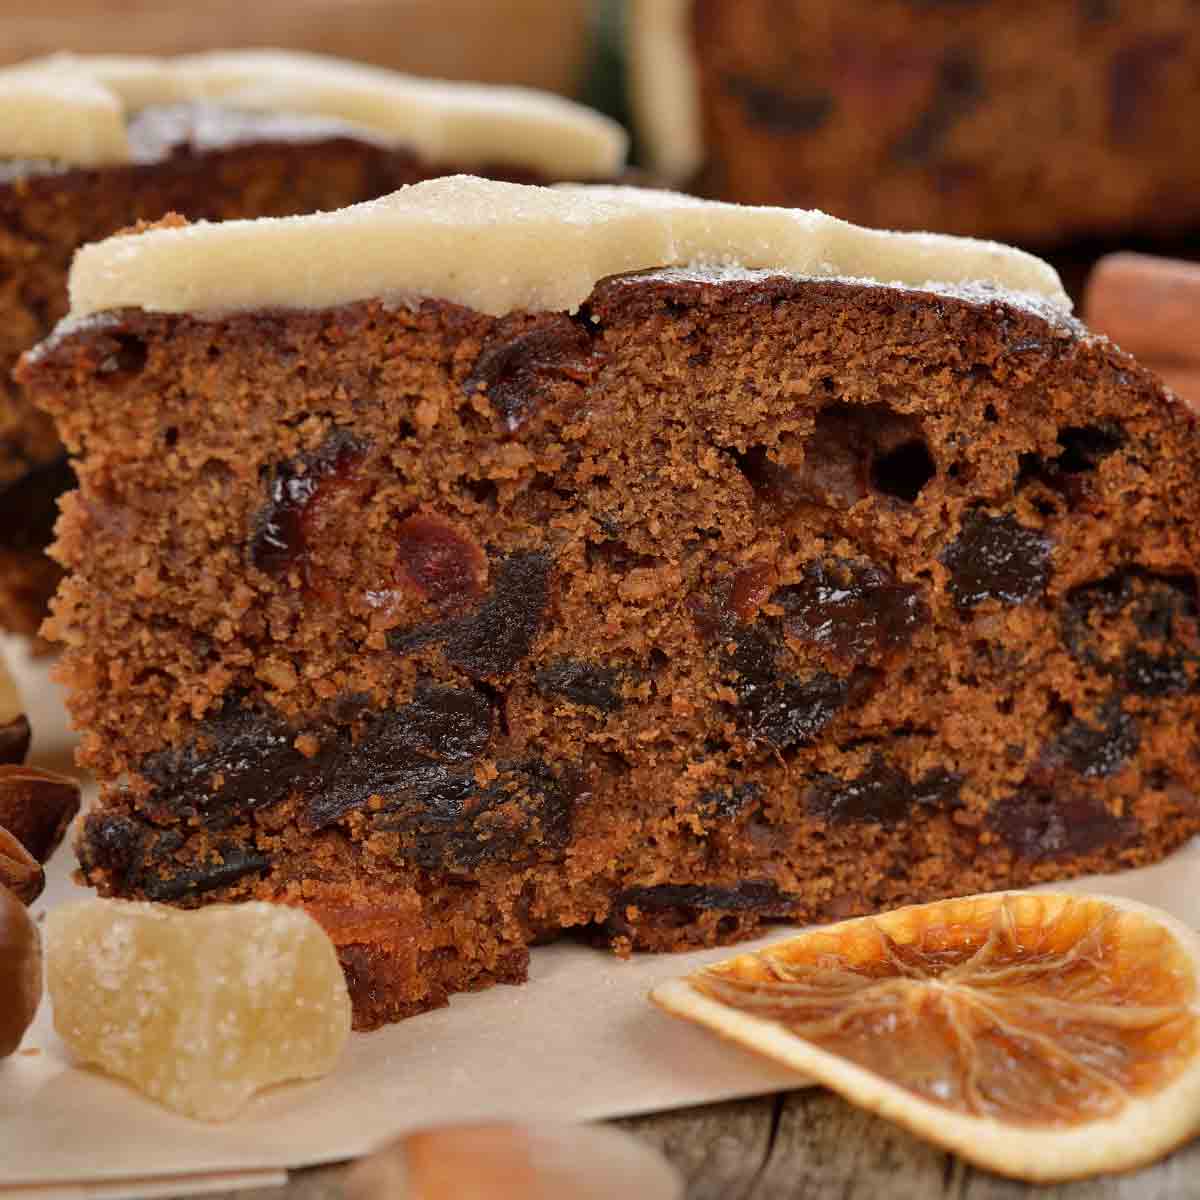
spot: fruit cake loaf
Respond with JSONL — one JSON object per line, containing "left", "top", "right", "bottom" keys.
{"left": 0, "top": 51, "right": 626, "bottom": 637}
{"left": 19, "top": 178, "right": 1200, "bottom": 1030}
{"left": 630, "top": 0, "right": 1200, "bottom": 244}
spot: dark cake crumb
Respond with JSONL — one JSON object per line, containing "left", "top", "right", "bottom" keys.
{"left": 21, "top": 268, "right": 1200, "bottom": 1030}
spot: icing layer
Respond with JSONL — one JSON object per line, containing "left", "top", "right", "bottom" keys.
{"left": 0, "top": 50, "right": 626, "bottom": 177}
{"left": 66, "top": 176, "right": 1070, "bottom": 322}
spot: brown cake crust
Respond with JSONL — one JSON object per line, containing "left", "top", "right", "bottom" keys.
{"left": 683, "top": 0, "right": 1200, "bottom": 244}
{"left": 20, "top": 271, "right": 1200, "bottom": 1029}
{"left": 0, "top": 105, "right": 554, "bottom": 635}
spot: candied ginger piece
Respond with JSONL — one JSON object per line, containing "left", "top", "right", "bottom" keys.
{"left": 45, "top": 899, "right": 351, "bottom": 1121}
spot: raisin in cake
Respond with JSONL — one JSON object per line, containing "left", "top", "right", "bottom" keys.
{"left": 19, "top": 178, "right": 1200, "bottom": 1030}
{"left": 630, "top": 0, "right": 1200, "bottom": 244}
{"left": 0, "top": 51, "right": 626, "bottom": 637}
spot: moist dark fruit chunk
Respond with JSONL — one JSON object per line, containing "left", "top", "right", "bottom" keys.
{"left": 372, "top": 758, "right": 580, "bottom": 871}
{"left": 76, "top": 814, "right": 270, "bottom": 901}
{"left": 249, "top": 430, "right": 368, "bottom": 578}
{"left": 773, "top": 558, "right": 926, "bottom": 662}
{"left": 1061, "top": 570, "right": 1200, "bottom": 695}
{"left": 534, "top": 659, "right": 625, "bottom": 712}
{"left": 140, "top": 702, "right": 314, "bottom": 824}
{"left": 941, "top": 511, "right": 1053, "bottom": 608}
{"left": 308, "top": 685, "right": 494, "bottom": 829}
{"left": 1040, "top": 700, "right": 1140, "bottom": 779}
{"left": 805, "top": 756, "right": 962, "bottom": 826}
{"left": 395, "top": 514, "right": 488, "bottom": 608}
{"left": 727, "top": 626, "right": 851, "bottom": 750}
{"left": 139, "top": 843, "right": 273, "bottom": 902}
{"left": 464, "top": 314, "right": 596, "bottom": 432}
{"left": 695, "top": 782, "right": 763, "bottom": 821}
{"left": 989, "top": 791, "right": 1136, "bottom": 861}
{"left": 390, "top": 550, "right": 552, "bottom": 679}
{"left": 610, "top": 880, "right": 798, "bottom": 916}
{"left": 136, "top": 685, "right": 494, "bottom": 832}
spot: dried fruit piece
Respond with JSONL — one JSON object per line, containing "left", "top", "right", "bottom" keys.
{"left": 346, "top": 1121, "right": 683, "bottom": 1200}
{"left": 248, "top": 430, "right": 368, "bottom": 579}
{"left": 0, "top": 884, "right": 41, "bottom": 1057}
{"left": 0, "top": 765, "right": 82, "bottom": 864}
{"left": 46, "top": 899, "right": 351, "bottom": 1121}
{"left": 941, "top": 511, "right": 1053, "bottom": 608}
{"left": 653, "top": 892, "right": 1200, "bottom": 1182}
{"left": 0, "top": 827, "right": 43, "bottom": 904}
{"left": 395, "top": 513, "right": 488, "bottom": 608}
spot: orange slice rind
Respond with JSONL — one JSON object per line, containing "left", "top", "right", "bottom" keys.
{"left": 651, "top": 891, "right": 1200, "bottom": 1182}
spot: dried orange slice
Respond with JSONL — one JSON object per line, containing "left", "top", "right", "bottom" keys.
{"left": 651, "top": 892, "right": 1200, "bottom": 1182}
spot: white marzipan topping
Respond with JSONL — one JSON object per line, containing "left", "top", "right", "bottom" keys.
{"left": 0, "top": 49, "right": 627, "bottom": 177}
{"left": 66, "top": 176, "right": 1071, "bottom": 323}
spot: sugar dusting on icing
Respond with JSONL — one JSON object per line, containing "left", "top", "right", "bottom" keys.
{"left": 64, "top": 176, "right": 1070, "bottom": 325}
{"left": 0, "top": 50, "right": 627, "bottom": 177}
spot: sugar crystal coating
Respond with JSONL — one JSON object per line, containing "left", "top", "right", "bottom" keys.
{"left": 45, "top": 899, "right": 350, "bottom": 1121}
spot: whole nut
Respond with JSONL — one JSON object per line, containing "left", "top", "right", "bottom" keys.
{"left": 346, "top": 1122, "right": 683, "bottom": 1200}
{"left": 0, "top": 765, "right": 81, "bottom": 864}
{"left": 0, "top": 714, "right": 30, "bottom": 766}
{"left": 0, "top": 658, "right": 28, "bottom": 765}
{"left": 0, "top": 826, "right": 43, "bottom": 904}
{"left": 0, "top": 884, "right": 41, "bottom": 1057}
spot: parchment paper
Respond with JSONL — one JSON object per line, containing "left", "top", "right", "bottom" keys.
{"left": 3, "top": 636, "right": 1198, "bottom": 1194}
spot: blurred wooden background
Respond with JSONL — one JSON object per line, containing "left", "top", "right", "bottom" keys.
{"left": 0, "top": 0, "right": 590, "bottom": 94}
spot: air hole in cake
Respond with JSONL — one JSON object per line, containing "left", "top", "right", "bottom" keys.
{"left": 869, "top": 439, "right": 936, "bottom": 503}
{"left": 727, "top": 444, "right": 772, "bottom": 490}
{"left": 98, "top": 333, "right": 148, "bottom": 376}
{"left": 464, "top": 478, "right": 499, "bottom": 510}
{"left": 586, "top": 538, "right": 657, "bottom": 575}
{"left": 164, "top": 427, "right": 178, "bottom": 448}
{"left": 1055, "top": 423, "right": 1125, "bottom": 473}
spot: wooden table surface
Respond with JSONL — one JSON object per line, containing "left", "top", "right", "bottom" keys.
{"left": 183, "top": 1091, "right": 1200, "bottom": 1200}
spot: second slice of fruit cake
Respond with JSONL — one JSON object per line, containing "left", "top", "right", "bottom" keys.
{"left": 19, "top": 179, "right": 1200, "bottom": 1028}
